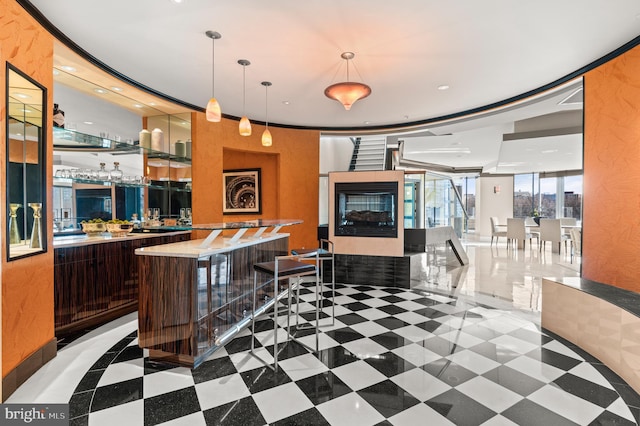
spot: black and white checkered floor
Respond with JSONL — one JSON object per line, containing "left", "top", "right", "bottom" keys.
{"left": 66, "top": 282, "right": 639, "bottom": 426}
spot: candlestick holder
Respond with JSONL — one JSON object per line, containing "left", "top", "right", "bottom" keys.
{"left": 28, "top": 202, "right": 43, "bottom": 249}
{"left": 9, "top": 203, "right": 22, "bottom": 244}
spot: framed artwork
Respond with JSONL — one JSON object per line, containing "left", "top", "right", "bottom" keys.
{"left": 223, "top": 168, "right": 261, "bottom": 214}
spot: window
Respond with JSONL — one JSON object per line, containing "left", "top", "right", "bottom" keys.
{"left": 514, "top": 172, "right": 582, "bottom": 221}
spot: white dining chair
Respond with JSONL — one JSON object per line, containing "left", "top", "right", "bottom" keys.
{"left": 560, "top": 217, "right": 578, "bottom": 236}
{"left": 570, "top": 227, "right": 582, "bottom": 263}
{"left": 524, "top": 216, "right": 540, "bottom": 240}
{"left": 539, "top": 218, "right": 571, "bottom": 253}
{"left": 507, "top": 218, "right": 537, "bottom": 250}
{"left": 490, "top": 217, "right": 507, "bottom": 246}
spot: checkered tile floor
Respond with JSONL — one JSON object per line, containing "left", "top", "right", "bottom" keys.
{"left": 68, "top": 283, "right": 638, "bottom": 426}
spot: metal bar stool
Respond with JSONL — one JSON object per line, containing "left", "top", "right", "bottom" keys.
{"left": 250, "top": 252, "right": 320, "bottom": 371}
{"left": 291, "top": 239, "right": 335, "bottom": 326}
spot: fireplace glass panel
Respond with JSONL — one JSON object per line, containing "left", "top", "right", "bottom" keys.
{"left": 335, "top": 181, "right": 398, "bottom": 238}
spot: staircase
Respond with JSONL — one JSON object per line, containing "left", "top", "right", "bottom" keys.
{"left": 348, "top": 137, "right": 387, "bottom": 171}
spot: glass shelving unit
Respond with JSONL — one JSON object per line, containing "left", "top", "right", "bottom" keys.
{"left": 52, "top": 127, "right": 192, "bottom": 191}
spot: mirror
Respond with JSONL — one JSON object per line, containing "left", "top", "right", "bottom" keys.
{"left": 6, "top": 63, "right": 47, "bottom": 260}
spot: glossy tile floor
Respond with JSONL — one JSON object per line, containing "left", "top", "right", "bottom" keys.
{"left": 8, "top": 235, "right": 640, "bottom": 425}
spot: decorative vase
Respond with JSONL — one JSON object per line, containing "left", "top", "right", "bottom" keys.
{"left": 97, "top": 162, "right": 110, "bottom": 180}
{"left": 174, "top": 140, "right": 186, "bottom": 158}
{"left": 28, "top": 203, "right": 42, "bottom": 249}
{"left": 110, "top": 162, "right": 123, "bottom": 181}
{"left": 9, "top": 203, "right": 22, "bottom": 244}
{"left": 151, "top": 128, "right": 164, "bottom": 152}
{"left": 139, "top": 129, "right": 151, "bottom": 150}
{"left": 185, "top": 139, "right": 192, "bottom": 159}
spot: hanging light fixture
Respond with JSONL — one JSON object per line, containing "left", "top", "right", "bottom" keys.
{"left": 324, "top": 52, "right": 371, "bottom": 110}
{"left": 205, "top": 30, "right": 222, "bottom": 122}
{"left": 261, "top": 81, "right": 272, "bottom": 147}
{"left": 238, "top": 59, "right": 252, "bottom": 136}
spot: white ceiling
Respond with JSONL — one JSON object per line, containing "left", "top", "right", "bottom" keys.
{"left": 26, "top": 0, "right": 640, "bottom": 174}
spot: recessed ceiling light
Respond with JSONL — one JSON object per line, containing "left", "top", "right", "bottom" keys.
{"left": 541, "top": 149, "right": 558, "bottom": 154}
{"left": 437, "top": 85, "right": 450, "bottom": 91}
{"left": 111, "top": 86, "right": 123, "bottom": 92}
{"left": 282, "top": 101, "right": 290, "bottom": 105}
{"left": 94, "top": 88, "right": 107, "bottom": 94}
{"left": 403, "top": 115, "right": 409, "bottom": 120}
{"left": 149, "top": 102, "right": 156, "bottom": 106}
{"left": 169, "top": 0, "right": 185, "bottom": 3}
{"left": 60, "top": 65, "right": 76, "bottom": 72}
{"left": 83, "top": 121, "right": 93, "bottom": 125}
{"left": 134, "top": 104, "right": 144, "bottom": 108}
{"left": 13, "top": 92, "right": 29, "bottom": 99}
{"left": 364, "top": 121, "right": 371, "bottom": 125}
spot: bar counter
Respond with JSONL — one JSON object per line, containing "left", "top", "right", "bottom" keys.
{"left": 54, "top": 230, "right": 192, "bottom": 336}
{"left": 135, "top": 219, "right": 302, "bottom": 368}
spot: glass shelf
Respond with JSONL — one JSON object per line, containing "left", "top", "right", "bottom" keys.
{"left": 53, "top": 127, "right": 191, "bottom": 166}
{"left": 52, "top": 176, "right": 191, "bottom": 192}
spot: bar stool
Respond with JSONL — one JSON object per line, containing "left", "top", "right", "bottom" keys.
{"left": 250, "top": 252, "right": 320, "bottom": 371}
{"left": 291, "top": 239, "right": 335, "bottom": 326}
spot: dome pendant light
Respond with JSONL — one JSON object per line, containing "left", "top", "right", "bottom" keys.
{"left": 324, "top": 52, "right": 371, "bottom": 110}
{"left": 205, "top": 30, "right": 222, "bottom": 122}
{"left": 238, "top": 59, "right": 252, "bottom": 136}
{"left": 261, "top": 81, "right": 272, "bottom": 147}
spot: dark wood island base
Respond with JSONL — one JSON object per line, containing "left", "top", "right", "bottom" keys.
{"left": 136, "top": 220, "right": 301, "bottom": 368}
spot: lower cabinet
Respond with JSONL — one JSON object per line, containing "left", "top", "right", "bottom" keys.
{"left": 54, "top": 233, "right": 191, "bottom": 336}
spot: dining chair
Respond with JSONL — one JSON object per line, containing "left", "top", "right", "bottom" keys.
{"left": 570, "top": 227, "right": 582, "bottom": 263}
{"left": 539, "top": 218, "right": 571, "bottom": 253}
{"left": 560, "top": 217, "right": 578, "bottom": 236}
{"left": 507, "top": 218, "right": 538, "bottom": 250}
{"left": 524, "top": 216, "right": 540, "bottom": 240}
{"left": 507, "top": 218, "right": 537, "bottom": 250}
{"left": 490, "top": 216, "right": 507, "bottom": 246}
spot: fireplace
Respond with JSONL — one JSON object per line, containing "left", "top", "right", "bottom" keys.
{"left": 334, "top": 181, "right": 398, "bottom": 238}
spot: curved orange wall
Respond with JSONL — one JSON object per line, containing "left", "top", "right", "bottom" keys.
{"left": 1, "top": 0, "right": 55, "bottom": 377}
{"left": 191, "top": 114, "right": 320, "bottom": 251}
{"left": 583, "top": 44, "right": 640, "bottom": 291}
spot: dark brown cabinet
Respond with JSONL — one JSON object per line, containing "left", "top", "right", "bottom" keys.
{"left": 54, "top": 232, "right": 191, "bottom": 336}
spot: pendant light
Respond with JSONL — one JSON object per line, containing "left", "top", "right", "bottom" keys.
{"left": 238, "top": 59, "right": 252, "bottom": 136}
{"left": 324, "top": 52, "right": 371, "bottom": 110}
{"left": 261, "top": 81, "right": 272, "bottom": 147}
{"left": 205, "top": 31, "right": 222, "bottom": 122}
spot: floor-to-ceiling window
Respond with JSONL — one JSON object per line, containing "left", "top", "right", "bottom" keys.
{"left": 514, "top": 172, "right": 582, "bottom": 221}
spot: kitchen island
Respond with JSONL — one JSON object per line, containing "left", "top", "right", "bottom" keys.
{"left": 135, "top": 219, "right": 302, "bottom": 368}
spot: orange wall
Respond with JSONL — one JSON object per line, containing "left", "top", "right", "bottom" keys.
{"left": 191, "top": 114, "right": 320, "bottom": 250}
{"left": 1, "top": 0, "right": 55, "bottom": 376}
{"left": 583, "top": 43, "right": 640, "bottom": 291}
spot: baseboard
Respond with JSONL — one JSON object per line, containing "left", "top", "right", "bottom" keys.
{"left": 2, "top": 337, "right": 57, "bottom": 401}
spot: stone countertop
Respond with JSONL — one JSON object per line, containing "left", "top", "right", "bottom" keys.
{"left": 53, "top": 230, "right": 192, "bottom": 249}
{"left": 545, "top": 276, "right": 640, "bottom": 317}
{"left": 135, "top": 232, "right": 290, "bottom": 259}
